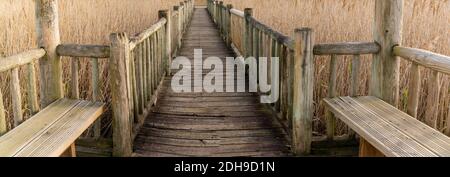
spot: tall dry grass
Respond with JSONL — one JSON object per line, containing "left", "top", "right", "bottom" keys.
{"left": 0, "top": 0, "right": 182, "bottom": 133}
{"left": 223, "top": 0, "right": 450, "bottom": 135}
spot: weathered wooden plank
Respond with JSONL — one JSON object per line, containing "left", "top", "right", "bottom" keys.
{"left": 10, "top": 68, "right": 23, "bottom": 127}
{"left": 0, "top": 49, "right": 45, "bottom": 73}
{"left": 326, "top": 55, "right": 338, "bottom": 139}
{"left": 91, "top": 58, "right": 101, "bottom": 138}
{"left": 292, "top": 28, "right": 314, "bottom": 155}
{"left": 27, "top": 62, "right": 40, "bottom": 115}
{"left": 56, "top": 44, "right": 109, "bottom": 58}
{"left": 407, "top": 63, "right": 421, "bottom": 118}
{"left": 0, "top": 90, "right": 6, "bottom": 135}
{"left": 394, "top": 46, "right": 450, "bottom": 75}
{"left": 313, "top": 42, "right": 380, "bottom": 55}
{"left": 424, "top": 70, "right": 440, "bottom": 128}
{"left": 129, "top": 18, "right": 167, "bottom": 49}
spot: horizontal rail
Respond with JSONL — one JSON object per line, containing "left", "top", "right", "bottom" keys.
{"left": 0, "top": 49, "right": 46, "bottom": 72}
{"left": 394, "top": 46, "right": 450, "bottom": 75}
{"left": 248, "top": 16, "right": 295, "bottom": 50}
{"left": 56, "top": 44, "right": 110, "bottom": 58}
{"left": 230, "top": 8, "right": 244, "bottom": 17}
{"left": 129, "top": 18, "right": 167, "bottom": 49}
{"left": 313, "top": 42, "right": 380, "bottom": 55}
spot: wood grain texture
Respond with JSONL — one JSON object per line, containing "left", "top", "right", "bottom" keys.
{"left": 313, "top": 42, "right": 380, "bottom": 55}
{"left": 36, "top": 0, "right": 64, "bottom": 108}
{"left": 292, "top": 28, "right": 314, "bottom": 155}
{"left": 370, "top": 0, "right": 403, "bottom": 107}
{"left": 133, "top": 8, "right": 290, "bottom": 157}
{"left": 109, "top": 33, "right": 133, "bottom": 157}
{"left": 324, "top": 96, "right": 450, "bottom": 157}
{"left": 394, "top": 46, "right": 450, "bottom": 75}
{"left": 56, "top": 44, "right": 109, "bottom": 58}
{"left": 10, "top": 68, "right": 23, "bottom": 127}
{"left": 0, "top": 49, "right": 45, "bottom": 72}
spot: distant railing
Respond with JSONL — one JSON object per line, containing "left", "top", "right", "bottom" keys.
{"left": 207, "top": 0, "right": 450, "bottom": 155}
{"left": 108, "top": 0, "right": 194, "bottom": 156}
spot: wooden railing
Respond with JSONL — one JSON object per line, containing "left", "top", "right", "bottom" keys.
{"left": 0, "top": 49, "right": 44, "bottom": 135}
{"left": 108, "top": 0, "right": 194, "bottom": 156}
{"left": 208, "top": 0, "right": 450, "bottom": 155}
{"left": 394, "top": 46, "right": 450, "bottom": 132}
{"left": 0, "top": 0, "right": 194, "bottom": 157}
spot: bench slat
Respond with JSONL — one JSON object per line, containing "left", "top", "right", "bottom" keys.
{"left": 324, "top": 96, "right": 439, "bottom": 157}
{"left": 0, "top": 99, "right": 81, "bottom": 156}
{"left": 357, "top": 96, "right": 450, "bottom": 156}
{"left": 15, "top": 100, "right": 104, "bottom": 157}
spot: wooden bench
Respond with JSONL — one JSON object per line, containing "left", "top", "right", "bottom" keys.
{"left": 0, "top": 99, "right": 104, "bottom": 157}
{"left": 324, "top": 96, "right": 450, "bottom": 157}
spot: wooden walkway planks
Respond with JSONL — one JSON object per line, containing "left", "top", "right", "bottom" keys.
{"left": 133, "top": 8, "right": 291, "bottom": 157}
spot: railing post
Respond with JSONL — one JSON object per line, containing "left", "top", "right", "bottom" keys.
{"left": 218, "top": 1, "right": 224, "bottom": 34}
{"left": 159, "top": 10, "right": 172, "bottom": 76}
{"left": 292, "top": 28, "right": 314, "bottom": 155}
{"left": 174, "top": 6, "right": 182, "bottom": 50}
{"left": 109, "top": 33, "right": 132, "bottom": 157}
{"left": 35, "top": 0, "right": 63, "bottom": 107}
{"left": 226, "top": 4, "right": 233, "bottom": 47}
{"left": 370, "top": 0, "right": 404, "bottom": 107}
{"left": 244, "top": 8, "right": 253, "bottom": 58}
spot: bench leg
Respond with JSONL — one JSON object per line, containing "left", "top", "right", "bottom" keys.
{"left": 359, "top": 138, "right": 384, "bottom": 157}
{"left": 61, "top": 143, "right": 77, "bottom": 157}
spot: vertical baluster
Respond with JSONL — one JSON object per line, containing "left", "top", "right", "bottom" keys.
{"left": 407, "top": 63, "right": 421, "bottom": 118}
{"left": 152, "top": 34, "right": 157, "bottom": 91}
{"left": 70, "top": 58, "right": 80, "bottom": 99}
{"left": 91, "top": 57, "right": 101, "bottom": 138}
{"left": 137, "top": 44, "right": 144, "bottom": 114}
{"left": 10, "top": 68, "right": 23, "bottom": 127}
{"left": 348, "top": 54, "right": 360, "bottom": 137}
{"left": 326, "top": 55, "right": 338, "bottom": 140}
{"left": 425, "top": 70, "right": 440, "bottom": 128}
{"left": 0, "top": 90, "right": 6, "bottom": 135}
{"left": 350, "top": 55, "right": 360, "bottom": 97}
{"left": 27, "top": 62, "right": 40, "bottom": 115}
{"left": 143, "top": 39, "right": 148, "bottom": 104}
{"left": 146, "top": 37, "right": 153, "bottom": 100}
{"left": 131, "top": 49, "right": 139, "bottom": 120}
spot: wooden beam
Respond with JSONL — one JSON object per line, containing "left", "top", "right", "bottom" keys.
{"left": 313, "top": 42, "right": 380, "bottom": 55}
{"left": 0, "top": 49, "right": 45, "bottom": 73}
{"left": 407, "top": 63, "right": 421, "bottom": 118}
{"left": 370, "top": 0, "right": 404, "bottom": 107}
{"left": 109, "top": 33, "right": 132, "bottom": 157}
{"left": 36, "top": 0, "right": 64, "bottom": 107}
{"left": 129, "top": 18, "right": 167, "bottom": 49}
{"left": 10, "top": 68, "right": 23, "bottom": 127}
{"left": 292, "top": 28, "right": 314, "bottom": 155}
{"left": 393, "top": 46, "right": 450, "bottom": 75}
{"left": 56, "top": 44, "right": 110, "bottom": 58}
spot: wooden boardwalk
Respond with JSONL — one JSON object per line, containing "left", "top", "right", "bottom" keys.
{"left": 133, "top": 8, "right": 291, "bottom": 157}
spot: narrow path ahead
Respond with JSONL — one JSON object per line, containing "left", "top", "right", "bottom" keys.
{"left": 133, "top": 7, "right": 291, "bottom": 157}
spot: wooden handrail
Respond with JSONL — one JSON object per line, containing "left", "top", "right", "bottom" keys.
{"left": 248, "top": 16, "right": 295, "bottom": 50}
{"left": 57, "top": 44, "right": 110, "bottom": 58}
{"left": 314, "top": 42, "right": 380, "bottom": 55}
{"left": 230, "top": 8, "right": 244, "bottom": 17}
{"left": 394, "top": 46, "right": 450, "bottom": 75}
{"left": 130, "top": 18, "right": 167, "bottom": 49}
{"left": 0, "top": 49, "right": 45, "bottom": 72}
